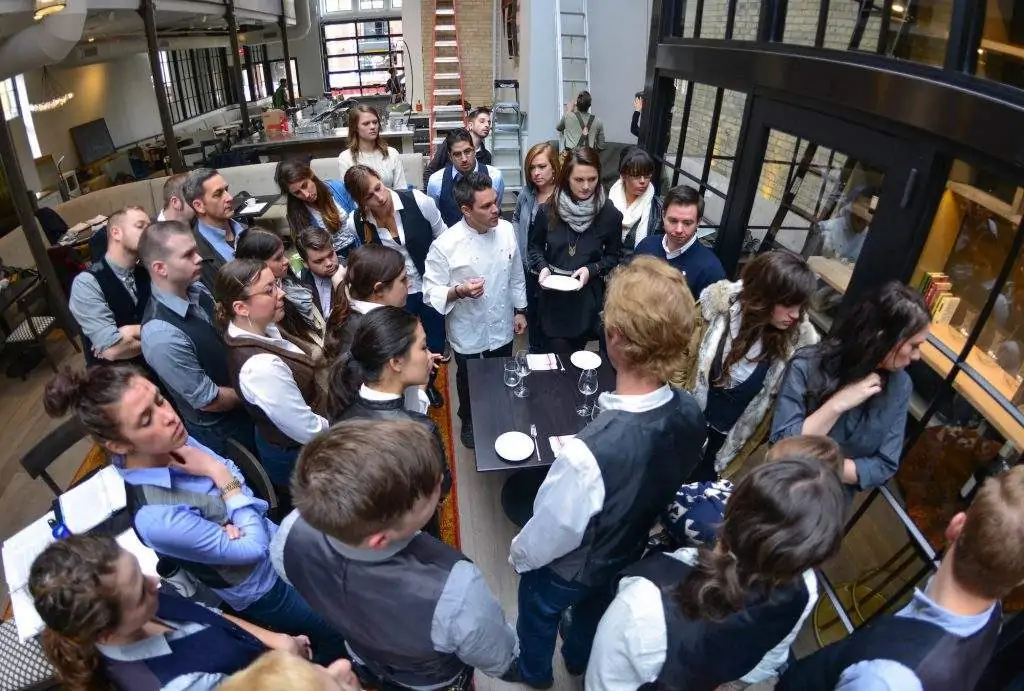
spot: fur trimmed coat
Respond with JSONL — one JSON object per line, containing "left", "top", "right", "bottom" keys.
{"left": 691, "top": 280, "right": 820, "bottom": 474}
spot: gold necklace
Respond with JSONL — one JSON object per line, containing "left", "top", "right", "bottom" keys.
{"left": 567, "top": 229, "right": 579, "bottom": 257}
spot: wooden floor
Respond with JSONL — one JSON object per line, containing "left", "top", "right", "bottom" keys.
{"left": 0, "top": 336, "right": 920, "bottom": 691}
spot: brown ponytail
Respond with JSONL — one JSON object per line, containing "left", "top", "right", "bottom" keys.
{"left": 213, "top": 259, "right": 266, "bottom": 328}
{"left": 29, "top": 535, "right": 124, "bottom": 691}
{"left": 44, "top": 365, "right": 143, "bottom": 445}
{"left": 673, "top": 458, "right": 845, "bottom": 621}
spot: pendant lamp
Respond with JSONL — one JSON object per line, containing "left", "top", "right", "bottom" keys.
{"left": 33, "top": 0, "right": 66, "bottom": 20}
{"left": 29, "top": 67, "right": 74, "bottom": 112}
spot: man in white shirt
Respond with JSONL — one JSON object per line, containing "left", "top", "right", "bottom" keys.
{"left": 423, "top": 171, "right": 526, "bottom": 450}
{"left": 426, "top": 129, "right": 505, "bottom": 227}
{"left": 156, "top": 172, "right": 195, "bottom": 224}
{"left": 297, "top": 227, "right": 344, "bottom": 320}
{"left": 505, "top": 256, "right": 705, "bottom": 689}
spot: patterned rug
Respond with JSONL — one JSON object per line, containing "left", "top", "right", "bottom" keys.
{"left": 70, "top": 367, "right": 462, "bottom": 549}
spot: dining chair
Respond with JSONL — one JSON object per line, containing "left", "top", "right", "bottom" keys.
{"left": 224, "top": 438, "right": 280, "bottom": 520}
{"left": 19, "top": 416, "right": 88, "bottom": 496}
{"left": 3, "top": 274, "right": 81, "bottom": 379}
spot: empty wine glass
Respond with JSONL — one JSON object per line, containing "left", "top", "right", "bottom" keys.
{"left": 590, "top": 395, "right": 604, "bottom": 421}
{"left": 503, "top": 360, "right": 521, "bottom": 389}
{"left": 514, "top": 349, "right": 531, "bottom": 397}
{"left": 577, "top": 369, "right": 598, "bottom": 416}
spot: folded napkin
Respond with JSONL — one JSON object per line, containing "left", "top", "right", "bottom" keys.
{"left": 527, "top": 354, "right": 560, "bottom": 371}
{"left": 549, "top": 435, "right": 576, "bottom": 455}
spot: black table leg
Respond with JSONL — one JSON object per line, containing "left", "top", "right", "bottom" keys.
{"left": 501, "top": 467, "right": 549, "bottom": 528}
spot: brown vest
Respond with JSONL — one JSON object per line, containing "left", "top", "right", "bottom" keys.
{"left": 224, "top": 330, "right": 327, "bottom": 449}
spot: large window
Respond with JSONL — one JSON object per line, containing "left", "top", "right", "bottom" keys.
{"left": 1, "top": 78, "right": 18, "bottom": 121}
{"left": 322, "top": 18, "right": 403, "bottom": 95}
{"left": 159, "top": 48, "right": 234, "bottom": 124}
{"left": 269, "top": 59, "right": 300, "bottom": 97}
{"left": 321, "top": 0, "right": 402, "bottom": 13}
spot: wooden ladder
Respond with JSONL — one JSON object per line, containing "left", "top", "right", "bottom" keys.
{"left": 428, "top": 0, "right": 468, "bottom": 156}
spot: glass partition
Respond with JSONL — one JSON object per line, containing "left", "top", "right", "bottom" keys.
{"left": 976, "top": 1, "right": 1024, "bottom": 91}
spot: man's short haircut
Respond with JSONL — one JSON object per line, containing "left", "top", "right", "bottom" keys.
{"left": 453, "top": 171, "right": 494, "bottom": 210}
{"left": 162, "top": 173, "right": 189, "bottom": 209}
{"left": 293, "top": 419, "right": 445, "bottom": 544}
{"left": 576, "top": 90, "right": 592, "bottom": 112}
{"left": 446, "top": 128, "right": 474, "bottom": 153}
{"left": 951, "top": 465, "right": 1024, "bottom": 600}
{"left": 138, "top": 220, "right": 193, "bottom": 267}
{"left": 182, "top": 168, "right": 219, "bottom": 208}
{"left": 663, "top": 184, "right": 706, "bottom": 219}
{"left": 108, "top": 205, "right": 149, "bottom": 233}
{"left": 296, "top": 226, "right": 333, "bottom": 260}
{"left": 468, "top": 106, "right": 491, "bottom": 120}
{"left": 766, "top": 435, "right": 843, "bottom": 476}
{"left": 603, "top": 255, "right": 695, "bottom": 382}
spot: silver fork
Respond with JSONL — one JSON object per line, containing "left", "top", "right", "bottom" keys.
{"left": 530, "top": 424, "right": 541, "bottom": 462}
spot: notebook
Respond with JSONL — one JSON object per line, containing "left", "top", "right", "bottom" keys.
{"left": 55, "top": 465, "right": 127, "bottom": 535}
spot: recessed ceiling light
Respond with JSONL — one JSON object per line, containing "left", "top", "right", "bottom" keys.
{"left": 891, "top": 3, "right": 906, "bottom": 12}
{"left": 87, "top": 36, "right": 95, "bottom": 42}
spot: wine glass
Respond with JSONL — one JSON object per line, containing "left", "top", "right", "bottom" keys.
{"left": 590, "top": 395, "right": 604, "bottom": 421}
{"left": 577, "top": 369, "right": 598, "bottom": 416}
{"left": 514, "top": 349, "right": 531, "bottom": 397}
{"left": 503, "top": 360, "right": 521, "bottom": 389}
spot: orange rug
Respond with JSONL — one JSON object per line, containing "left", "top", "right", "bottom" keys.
{"left": 427, "top": 364, "right": 461, "bottom": 549}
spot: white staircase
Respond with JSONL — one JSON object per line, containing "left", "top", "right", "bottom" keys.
{"left": 429, "top": 0, "right": 467, "bottom": 155}
{"left": 555, "top": 0, "right": 591, "bottom": 109}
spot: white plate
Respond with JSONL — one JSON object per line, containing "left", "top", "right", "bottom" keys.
{"left": 541, "top": 274, "right": 582, "bottom": 292}
{"left": 570, "top": 351, "right": 602, "bottom": 370}
{"left": 494, "top": 431, "right": 535, "bottom": 463}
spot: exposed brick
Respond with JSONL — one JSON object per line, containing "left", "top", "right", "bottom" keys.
{"left": 419, "top": 0, "right": 496, "bottom": 116}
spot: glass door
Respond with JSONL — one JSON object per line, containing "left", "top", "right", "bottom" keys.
{"left": 717, "top": 98, "right": 937, "bottom": 331}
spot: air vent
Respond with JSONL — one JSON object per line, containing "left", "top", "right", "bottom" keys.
{"left": 81, "top": 45, "right": 99, "bottom": 58}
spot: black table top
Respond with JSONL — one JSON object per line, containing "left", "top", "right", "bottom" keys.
{"left": 467, "top": 356, "right": 616, "bottom": 472}
{"left": 0, "top": 273, "right": 40, "bottom": 314}
{"left": 235, "top": 194, "right": 283, "bottom": 219}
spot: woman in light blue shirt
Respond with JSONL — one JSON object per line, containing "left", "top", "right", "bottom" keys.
{"left": 276, "top": 160, "right": 359, "bottom": 257}
{"left": 43, "top": 365, "right": 346, "bottom": 664}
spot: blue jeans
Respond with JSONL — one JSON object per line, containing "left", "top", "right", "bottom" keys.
{"left": 405, "top": 291, "right": 446, "bottom": 355}
{"left": 254, "top": 430, "right": 299, "bottom": 487}
{"left": 187, "top": 411, "right": 256, "bottom": 460}
{"left": 241, "top": 576, "right": 347, "bottom": 665}
{"left": 516, "top": 567, "right": 614, "bottom": 684}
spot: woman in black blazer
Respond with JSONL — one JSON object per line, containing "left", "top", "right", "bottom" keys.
{"left": 529, "top": 147, "right": 623, "bottom": 353}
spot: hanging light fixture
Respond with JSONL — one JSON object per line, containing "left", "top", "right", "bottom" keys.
{"left": 29, "top": 67, "right": 74, "bottom": 112}
{"left": 33, "top": 0, "right": 66, "bottom": 20}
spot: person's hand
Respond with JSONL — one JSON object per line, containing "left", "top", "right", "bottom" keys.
{"left": 571, "top": 266, "right": 591, "bottom": 287}
{"left": 170, "top": 446, "right": 230, "bottom": 483}
{"left": 324, "top": 658, "right": 363, "bottom": 691}
{"left": 537, "top": 267, "right": 552, "bottom": 287}
{"left": 274, "top": 633, "right": 312, "bottom": 659}
{"left": 428, "top": 351, "right": 443, "bottom": 373}
{"left": 460, "top": 277, "right": 485, "bottom": 299}
{"left": 222, "top": 523, "right": 243, "bottom": 540}
{"left": 331, "top": 265, "right": 347, "bottom": 288}
{"left": 831, "top": 373, "right": 883, "bottom": 413}
{"left": 566, "top": 101, "right": 575, "bottom": 113}
{"left": 119, "top": 324, "right": 142, "bottom": 342}
{"left": 633, "top": 96, "right": 643, "bottom": 112}
{"left": 513, "top": 314, "right": 527, "bottom": 335}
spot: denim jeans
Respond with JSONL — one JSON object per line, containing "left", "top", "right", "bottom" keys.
{"left": 241, "top": 576, "right": 348, "bottom": 665}
{"left": 405, "top": 291, "right": 446, "bottom": 355}
{"left": 253, "top": 430, "right": 298, "bottom": 516}
{"left": 516, "top": 567, "right": 614, "bottom": 684}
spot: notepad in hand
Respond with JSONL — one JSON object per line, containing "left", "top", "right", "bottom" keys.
{"left": 57, "top": 465, "right": 127, "bottom": 535}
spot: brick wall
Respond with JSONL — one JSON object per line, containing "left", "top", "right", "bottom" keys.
{"left": 419, "top": 0, "right": 496, "bottom": 114}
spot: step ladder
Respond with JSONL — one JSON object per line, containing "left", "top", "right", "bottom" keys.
{"left": 492, "top": 79, "right": 525, "bottom": 195}
{"left": 555, "top": 0, "right": 590, "bottom": 109}
{"left": 428, "top": 0, "right": 468, "bottom": 156}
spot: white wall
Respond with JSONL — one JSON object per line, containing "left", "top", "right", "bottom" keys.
{"left": 401, "top": 0, "right": 423, "bottom": 106}
{"left": 521, "top": 0, "right": 560, "bottom": 147}
{"left": 587, "top": 0, "right": 652, "bottom": 143}
{"left": 23, "top": 55, "right": 163, "bottom": 169}
{"left": 266, "top": 4, "right": 327, "bottom": 98}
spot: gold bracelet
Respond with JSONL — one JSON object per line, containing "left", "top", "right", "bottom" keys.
{"left": 219, "top": 478, "right": 242, "bottom": 496}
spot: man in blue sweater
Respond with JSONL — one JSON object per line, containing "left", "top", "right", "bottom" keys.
{"left": 634, "top": 184, "right": 725, "bottom": 300}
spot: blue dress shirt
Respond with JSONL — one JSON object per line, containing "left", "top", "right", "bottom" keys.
{"left": 114, "top": 436, "right": 280, "bottom": 611}
{"left": 426, "top": 163, "right": 505, "bottom": 215}
{"left": 195, "top": 218, "right": 244, "bottom": 263}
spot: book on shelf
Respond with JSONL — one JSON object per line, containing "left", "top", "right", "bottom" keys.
{"left": 931, "top": 294, "right": 961, "bottom": 325}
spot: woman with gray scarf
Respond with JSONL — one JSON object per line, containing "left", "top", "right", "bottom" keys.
{"left": 528, "top": 147, "right": 623, "bottom": 353}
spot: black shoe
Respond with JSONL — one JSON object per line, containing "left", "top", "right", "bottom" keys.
{"left": 460, "top": 420, "right": 475, "bottom": 449}
{"left": 425, "top": 383, "right": 444, "bottom": 409}
{"left": 501, "top": 659, "right": 553, "bottom": 689}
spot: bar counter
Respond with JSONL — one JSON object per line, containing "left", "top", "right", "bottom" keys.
{"left": 231, "top": 126, "right": 416, "bottom": 160}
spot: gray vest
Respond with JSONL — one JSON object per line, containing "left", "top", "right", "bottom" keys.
{"left": 282, "top": 516, "right": 468, "bottom": 687}
{"left": 125, "top": 483, "right": 259, "bottom": 589}
{"left": 548, "top": 389, "right": 706, "bottom": 586}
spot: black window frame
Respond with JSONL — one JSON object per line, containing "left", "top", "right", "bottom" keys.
{"left": 321, "top": 17, "right": 404, "bottom": 96}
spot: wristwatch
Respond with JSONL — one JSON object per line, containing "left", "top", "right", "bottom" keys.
{"left": 218, "top": 478, "right": 242, "bottom": 497}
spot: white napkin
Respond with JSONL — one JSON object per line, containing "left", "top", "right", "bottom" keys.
{"left": 549, "top": 435, "right": 576, "bottom": 455}
{"left": 527, "top": 354, "right": 559, "bottom": 371}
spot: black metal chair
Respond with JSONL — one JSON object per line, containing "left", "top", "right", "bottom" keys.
{"left": 19, "top": 416, "right": 88, "bottom": 496}
{"left": 224, "top": 437, "right": 280, "bottom": 520}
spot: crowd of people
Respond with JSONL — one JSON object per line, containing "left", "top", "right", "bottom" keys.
{"left": 35, "top": 104, "right": 1021, "bottom": 691}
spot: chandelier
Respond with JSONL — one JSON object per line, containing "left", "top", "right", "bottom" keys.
{"left": 29, "top": 67, "right": 74, "bottom": 112}
{"left": 33, "top": 0, "right": 66, "bottom": 20}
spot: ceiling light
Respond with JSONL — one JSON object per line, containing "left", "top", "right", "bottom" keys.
{"left": 891, "top": 3, "right": 905, "bottom": 12}
{"left": 33, "top": 0, "right": 66, "bottom": 20}
{"left": 29, "top": 67, "right": 74, "bottom": 113}
{"left": 87, "top": 36, "right": 95, "bottom": 42}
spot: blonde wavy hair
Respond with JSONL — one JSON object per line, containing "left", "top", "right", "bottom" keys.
{"left": 219, "top": 651, "right": 323, "bottom": 690}
{"left": 602, "top": 255, "right": 695, "bottom": 382}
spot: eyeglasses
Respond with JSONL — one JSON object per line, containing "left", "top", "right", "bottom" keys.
{"left": 245, "top": 278, "right": 283, "bottom": 299}
{"left": 626, "top": 172, "right": 653, "bottom": 182}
